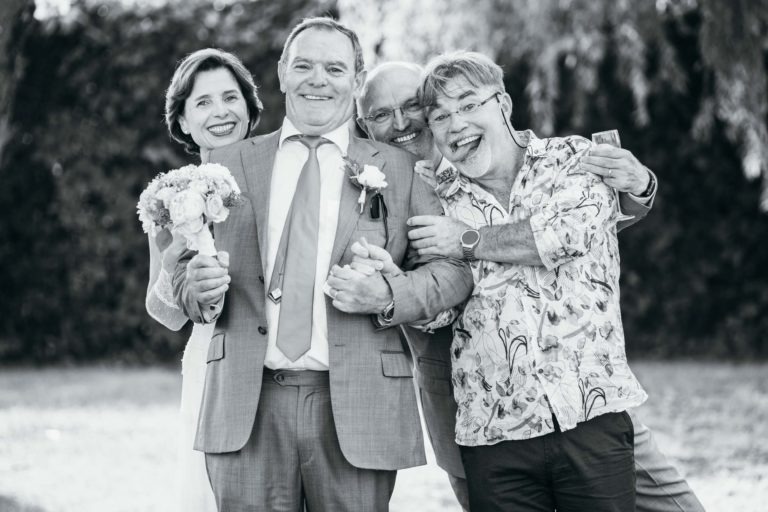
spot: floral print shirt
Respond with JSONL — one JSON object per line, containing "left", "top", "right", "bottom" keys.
{"left": 437, "top": 131, "right": 647, "bottom": 446}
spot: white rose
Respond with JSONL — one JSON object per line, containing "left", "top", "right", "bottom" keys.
{"left": 155, "top": 186, "right": 176, "bottom": 207}
{"left": 169, "top": 190, "right": 206, "bottom": 236}
{"left": 189, "top": 180, "right": 210, "bottom": 195}
{"left": 357, "top": 165, "right": 387, "bottom": 189}
{"left": 205, "top": 194, "right": 229, "bottom": 223}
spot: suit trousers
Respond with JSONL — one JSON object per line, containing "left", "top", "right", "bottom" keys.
{"left": 460, "top": 412, "right": 636, "bottom": 512}
{"left": 631, "top": 411, "right": 705, "bottom": 512}
{"left": 206, "top": 369, "right": 397, "bottom": 512}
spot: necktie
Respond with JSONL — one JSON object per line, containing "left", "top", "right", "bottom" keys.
{"left": 270, "top": 135, "right": 330, "bottom": 361}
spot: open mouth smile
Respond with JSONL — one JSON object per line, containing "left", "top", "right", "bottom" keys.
{"left": 392, "top": 131, "right": 419, "bottom": 144}
{"left": 302, "top": 94, "right": 332, "bottom": 101}
{"left": 208, "top": 122, "right": 237, "bottom": 136}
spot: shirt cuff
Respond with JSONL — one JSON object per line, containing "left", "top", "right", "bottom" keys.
{"left": 528, "top": 213, "right": 565, "bottom": 271}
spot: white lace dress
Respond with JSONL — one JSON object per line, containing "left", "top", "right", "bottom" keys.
{"left": 145, "top": 235, "right": 217, "bottom": 512}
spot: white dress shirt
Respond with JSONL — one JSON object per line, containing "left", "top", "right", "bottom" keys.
{"left": 263, "top": 118, "right": 349, "bottom": 370}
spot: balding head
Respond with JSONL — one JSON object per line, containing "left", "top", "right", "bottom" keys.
{"left": 357, "top": 61, "right": 437, "bottom": 161}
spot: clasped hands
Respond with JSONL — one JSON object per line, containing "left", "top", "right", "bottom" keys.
{"left": 325, "top": 238, "right": 398, "bottom": 315}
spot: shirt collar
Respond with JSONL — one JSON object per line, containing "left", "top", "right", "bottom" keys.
{"left": 278, "top": 117, "right": 350, "bottom": 154}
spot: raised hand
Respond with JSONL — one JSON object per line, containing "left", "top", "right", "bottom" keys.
{"left": 579, "top": 144, "right": 652, "bottom": 196}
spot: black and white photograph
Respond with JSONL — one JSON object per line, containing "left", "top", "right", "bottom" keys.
{"left": 1, "top": 0, "right": 767, "bottom": 510}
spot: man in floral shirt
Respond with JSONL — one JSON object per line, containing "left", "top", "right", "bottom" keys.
{"left": 410, "top": 51, "right": 647, "bottom": 511}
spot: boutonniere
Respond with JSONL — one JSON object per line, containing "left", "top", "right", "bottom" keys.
{"left": 342, "top": 156, "right": 388, "bottom": 213}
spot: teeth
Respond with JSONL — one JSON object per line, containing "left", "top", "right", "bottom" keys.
{"left": 455, "top": 135, "right": 480, "bottom": 147}
{"left": 208, "top": 123, "right": 235, "bottom": 135}
{"left": 393, "top": 132, "right": 418, "bottom": 144}
{"left": 304, "top": 95, "right": 330, "bottom": 100}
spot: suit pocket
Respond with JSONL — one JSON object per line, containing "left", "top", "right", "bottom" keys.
{"left": 207, "top": 333, "right": 225, "bottom": 363}
{"left": 381, "top": 351, "right": 413, "bottom": 378}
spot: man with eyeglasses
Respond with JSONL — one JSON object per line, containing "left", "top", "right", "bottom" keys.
{"left": 416, "top": 49, "right": 646, "bottom": 512}
{"left": 357, "top": 56, "right": 703, "bottom": 512}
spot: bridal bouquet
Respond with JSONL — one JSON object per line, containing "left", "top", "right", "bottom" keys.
{"left": 137, "top": 163, "right": 241, "bottom": 256}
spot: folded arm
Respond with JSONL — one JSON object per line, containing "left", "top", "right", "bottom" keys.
{"left": 385, "top": 174, "right": 474, "bottom": 326}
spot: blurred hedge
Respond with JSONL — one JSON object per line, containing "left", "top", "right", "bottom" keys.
{"left": 0, "top": 0, "right": 331, "bottom": 362}
{"left": 1, "top": 0, "right": 767, "bottom": 363}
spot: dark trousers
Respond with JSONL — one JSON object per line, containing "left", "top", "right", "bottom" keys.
{"left": 460, "top": 411, "right": 636, "bottom": 512}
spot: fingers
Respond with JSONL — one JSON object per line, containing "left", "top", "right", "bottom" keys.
{"left": 350, "top": 260, "right": 377, "bottom": 275}
{"left": 407, "top": 215, "right": 442, "bottom": 227}
{"left": 216, "top": 251, "right": 230, "bottom": 268}
{"left": 364, "top": 244, "right": 393, "bottom": 263}
{"left": 188, "top": 254, "right": 221, "bottom": 269}
{"left": 588, "top": 144, "right": 627, "bottom": 158}
{"left": 350, "top": 241, "right": 370, "bottom": 259}
{"left": 196, "top": 283, "right": 229, "bottom": 304}
{"left": 409, "top": 237, "right": 433, "bottom": 250}
{"left": 579, "top": 161, "right": 613, "bottom": 178}
{"left": 407, "top": 225, "right": 437, "bottom": 241}
{"left": 581, "top": 155, "right": 621, "bottom": 169}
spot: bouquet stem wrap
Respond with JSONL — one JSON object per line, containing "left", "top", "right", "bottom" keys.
{"left": 186, "top": 226, "right": 217, "bottom": 257}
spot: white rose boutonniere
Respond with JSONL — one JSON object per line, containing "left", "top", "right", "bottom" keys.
{"left": 342, "top": 156, "right": 388, "bottom": 213}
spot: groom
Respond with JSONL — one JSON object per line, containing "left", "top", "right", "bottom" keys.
{"left": 175, "top": 17, "right": 473, "bottom": 511}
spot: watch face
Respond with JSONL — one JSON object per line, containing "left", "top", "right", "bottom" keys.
{"left": 461, "top": 230, "right": 480, "bottom": 246}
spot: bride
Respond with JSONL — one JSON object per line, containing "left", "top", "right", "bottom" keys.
{"left": 144, "top": 48, "right": 263, "bottom": 511}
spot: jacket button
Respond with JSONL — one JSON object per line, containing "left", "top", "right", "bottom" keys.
{"left": 258, "top": 275, "right": 264, "bottom": 283}
{"left": 258, "top": 326, "right": 267, "bottom": 335}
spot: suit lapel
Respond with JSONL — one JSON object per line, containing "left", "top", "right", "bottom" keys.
{"left": 240, "top": 130, "right": 280, "bottom": 276}
{"left": 329, "top": 136, "right": 387, "bottom": 268}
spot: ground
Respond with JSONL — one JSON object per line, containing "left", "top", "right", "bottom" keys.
{"left": 0, "top": 361, "right": 765, "bottom": 511}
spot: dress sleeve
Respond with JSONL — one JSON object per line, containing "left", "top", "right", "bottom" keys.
{"left": 145, "top": 234, "right": 188, "bottom": 331}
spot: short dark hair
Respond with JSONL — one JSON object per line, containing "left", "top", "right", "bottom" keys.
{"left": 279, "top": 17, "right": 365, "bottom": 75}
{"left": 165, "top": 48, "right": 263, "bottom": 154}
{"left": 419, "top": 51, "right": 505, "bottom": 111}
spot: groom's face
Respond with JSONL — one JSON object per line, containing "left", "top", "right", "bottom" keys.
{"left": 279, "top": 27, "right": 365, "bottom": 136}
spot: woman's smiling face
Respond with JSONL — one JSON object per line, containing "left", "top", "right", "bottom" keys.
{"left": 179, "top": 67, "right": 250, "bottom": 153}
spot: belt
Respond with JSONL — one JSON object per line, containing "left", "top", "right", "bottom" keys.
{"left": 263, "top": 367, "right": 329, "bottom": 386}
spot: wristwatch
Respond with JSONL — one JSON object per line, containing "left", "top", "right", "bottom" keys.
{"left": 380, "top": 300, "right": 395, "bottom": 321}
{"left": 638, "top": 171, "right": 656, "bottom": 198}
{"left": 460, "top": 229, "right": 481, "bottom": 261}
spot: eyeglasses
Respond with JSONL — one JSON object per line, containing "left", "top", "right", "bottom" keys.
{"left": 362, "top": 99, "right": 424, "bottom": 125}
{"left": 426, "top": 92, "right": 500, "bottom": 128}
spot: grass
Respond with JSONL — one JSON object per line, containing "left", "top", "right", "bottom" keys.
{"left": 0, "top": 361, "right": 765, "bottom": 511}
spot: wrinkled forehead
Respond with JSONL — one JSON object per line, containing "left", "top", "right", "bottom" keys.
{"left": 362, "top": 68, "right": 421, "bottom": 111}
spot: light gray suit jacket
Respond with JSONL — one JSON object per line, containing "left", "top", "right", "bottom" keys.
{"left": 175, "top": 129, "right": 474, "bottom": 471}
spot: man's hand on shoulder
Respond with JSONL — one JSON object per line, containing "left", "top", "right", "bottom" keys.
{"left": 580, "top": 144, "right": 651, "bottom": 196}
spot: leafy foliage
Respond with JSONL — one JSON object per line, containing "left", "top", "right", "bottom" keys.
{"left": 0, "top": 0, "right": 766, "bottom": 362}
{"left": 343, "top": 0, "right": 768, "bottom": 359}
{"left": 0, "top": 0, "right": 329, "bottom": 362}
